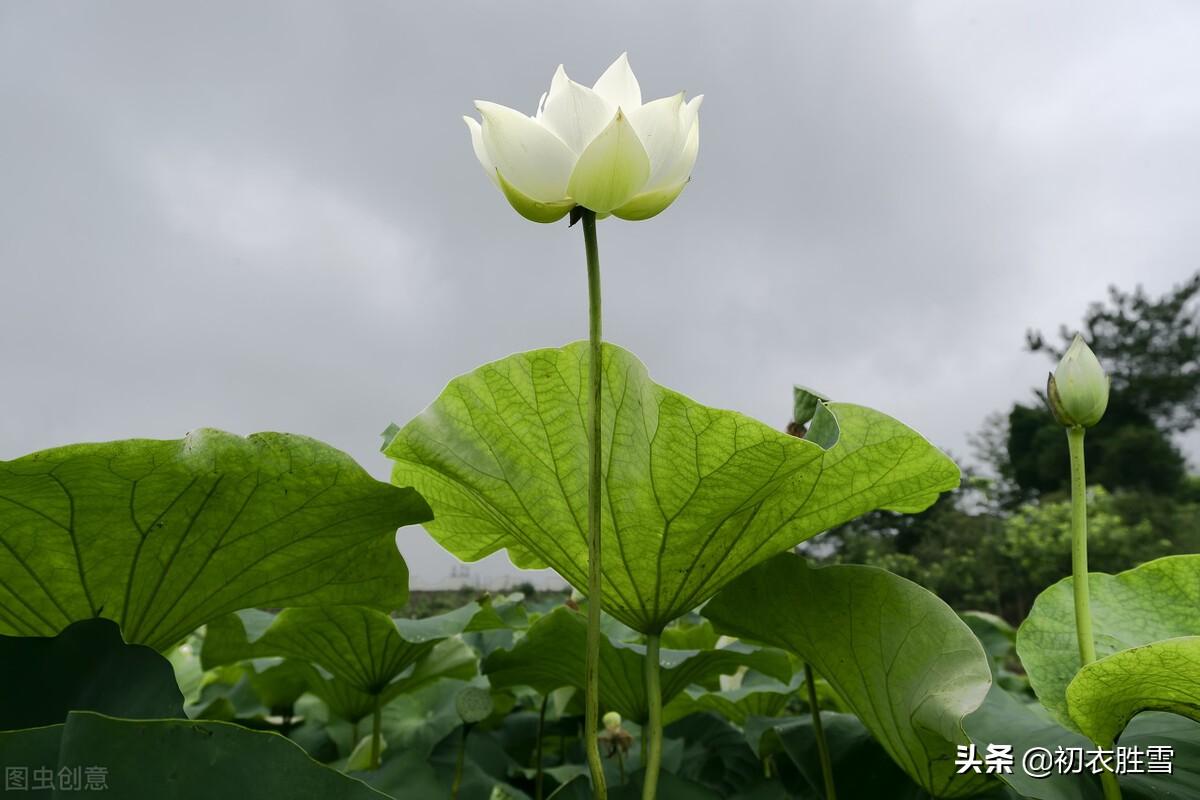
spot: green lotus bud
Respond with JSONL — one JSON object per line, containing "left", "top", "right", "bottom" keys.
{"left": 455, "top": 686, "right": 494, "bottom": 724}
{"left": 1047, "top": 334, "right": 1110, "bottom": 428}
{"left": 603, "top": 711, "right": 622, "bottom": 732}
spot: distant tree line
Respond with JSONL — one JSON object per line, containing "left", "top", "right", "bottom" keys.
{"left": 808, "top": 272, "right": 1200, "bottom": 622}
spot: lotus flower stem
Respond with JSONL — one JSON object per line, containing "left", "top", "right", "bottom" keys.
{"left": 370, "top": 695, "right": 382, "bottom": 770}
{"left": 535, "top": 693, "right": 548, "bottom": 800}
{"left": 580, "top": 208, "right": 608, "bottom": 799}
{"left": 642, "top": 632, "right": 664, "bottom": 800}
{"left": 1067, "top": 427, "right": 1097, "bottom": 668}
{"left": 804, "top": 661, "right": 837, "bottom": 799}
{"left": 1067, "top": 426, "right": 1122, "bottom": 800}
{"left": 451, "top": 723, "right": 470, "bottom": 800}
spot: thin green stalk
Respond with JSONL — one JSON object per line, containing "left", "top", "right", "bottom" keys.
{"left": 804, "top": 661, "right": 837, "bottom": 800}
{"left": 451, "top": 723, "right": 470, "bottom": 800}
{"left": 1067, "top": 426, "right": 1097, "bottom": 666}
{"left": 642, "top": 633, "right": 663, "bottom": 800}
{"left": 580, "top": 208, "right": 607, "bottom": 800}
{"left": 1067, "top": 426, "right": 1122, "bottom": 800}
{"left": 535, "top": 694, "right": 549, "bottom": 800}
{"left": 369, "top": 694, "right": 382, "bottom": 770}
{"left": 1100, "top": 751, "right": 1122, "bottom": 800}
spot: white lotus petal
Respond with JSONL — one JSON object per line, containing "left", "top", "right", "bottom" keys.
{"left": 567, "top": 109, "right": 650, "bottom": 214}
{"left": 628, "top": 93, "right": 685, "bottom": 189}
{"left": 463, "top": 116, "right": 499, "bottom": 187}
{"left": 653, "top": 114, "right": 700, "bottom": 190}
{"left": 476, "top": 100, "right": 575, "bottom": 202}
{"left": 540, "top": 65, "right": 616, "bottom": 154}
{"left": 592, "top": 52, "right": 642, "bottom": 110}
{"left": 680, "top": 94, "right": 704, "bottom": 138}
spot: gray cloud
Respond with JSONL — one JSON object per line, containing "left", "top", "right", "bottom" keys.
{"left": 3, "top": 2, "right": 1198, "bottom": 587}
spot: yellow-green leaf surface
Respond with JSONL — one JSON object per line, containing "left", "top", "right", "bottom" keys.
{"left": 0, "top": 430, "right": 430, "bottom": 650}
{"left": 1016, "top": 554, "right": 1200, "bottom": 729}
{"left": 481, "top": 606, "right": 792, "bottom": 723}
{"left": 383, "top": 342, "right": 959, "bottom": 633}
{"left": 703, "top": 553, "right": 994, "bottom": 799}
{"left": 1067, "top": 636, "right": 1200, "bottom": 745}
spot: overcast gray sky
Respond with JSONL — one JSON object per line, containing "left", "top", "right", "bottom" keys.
{"left": 3, "top": 2, "right": 1198, "bottom": 588}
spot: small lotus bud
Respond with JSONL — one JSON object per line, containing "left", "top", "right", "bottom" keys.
{"left": 455, "top": 686, "right": 494, "bottom": 724}
{"left": 1047, "top": 334, "right": 1110, "bottom": 428}
{"left": 603, "top": 711, "right": 622, "bottom": 732}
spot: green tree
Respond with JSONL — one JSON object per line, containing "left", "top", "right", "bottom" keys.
{"left": 812, "top": 484, "right": 1191, "bottom": 623}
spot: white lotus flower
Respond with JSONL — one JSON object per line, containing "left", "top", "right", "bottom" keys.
{"left": 463, "top": 53, "right": 702, "bottom": 223}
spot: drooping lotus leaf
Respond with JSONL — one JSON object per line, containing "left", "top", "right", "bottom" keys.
{"left": 0, "top": 710, "right": 389, "bottom": 798}
{"left": 1066, "top": 636, "right": 1200, "bottom": 745}
{"left": 1016, "top": 554, "right": 1200, "bottom": 729}
{"left": 663, "top": 673, "right": 804, "bottom": 726}
{"left": 703, "top": 553, "right": 994, "bottom": 799}
{"left": 482, "top": 606, "right": 792, "bottom": 723}
{"left": 383, "top": 341, "right": 959, "bottom": 633}
{"left": 964, "top": 683, "right": 1200, "bottom": 800}
{"left": 294, "top": 638, "right": 479, "bottom": 725}
{"left": 0, "top": 430, "right": 430, "bottom": 650}
{"left": 202, "top": 604, "right": 486, "bottom": 705}
{"left": 1120, "top": 712, "right": 1200, "bottom": 800}
{"left": 0, "top": 618, "right": 184, "bottom": 730}
{"left": 963, "top": 684, "right": 1101, "bottom": 800}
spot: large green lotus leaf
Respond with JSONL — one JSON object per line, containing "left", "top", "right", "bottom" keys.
{"left": 0, "top": 618, "right": 184, "bottom": 731}
{"left": 963, "top": 684, "right": 1102, "bottom": 800}
{"left": 703, "top": 553, "right": 994, "bottom": 799}
{"left": 0, "top": 724, "right": 63, "bottom": 780}
{"left": 383, "top": 342, "right": 959, "bottom": 633}
{"left": 0, "top": 430, "right": 430, "bottom": 650}
{"left": 965, "top": 683, "right": 1200, "bottom": 800}
{"left": 482, "top": 606, "right": 792, "bottom": 723}
{"left": 1066, "top": 636, "right": 1200, "bottom": 745}
{"left": 1016, "top": 554, "right": 1200, "bottom": 729}
{"left": 202, "top": 604, "right": 485, "bottom": 700}
{"left": 1120, "top": 712, "right": 1200, "bottom": 800}
{"left": 0, "top": 710, "right": 388, "bottom": 798}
